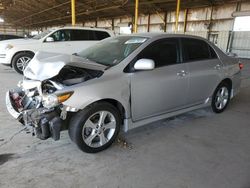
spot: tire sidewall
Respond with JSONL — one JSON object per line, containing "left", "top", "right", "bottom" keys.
{"left": 212, "top": 82, "right": 231, "bottom": 113}
{"left": 69, "top": 102, "right": 121, "bottom": 153}
{"left": 12, "top": 52, "right": 34, "bottom": 74}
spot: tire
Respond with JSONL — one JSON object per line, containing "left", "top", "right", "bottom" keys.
{"left": 12, "top": 52, "right": 34, "bottom": 74}
{"left": 211, "top": 82, "right": 231, "bottom": 113}
{"left": 68, "top": 102, "right": 121, "bottom": 153}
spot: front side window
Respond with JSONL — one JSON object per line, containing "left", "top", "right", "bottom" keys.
{"left": 137, "top": 38, "right": 179, "bottom": 68}
{"left": 182, "top": 38, "right": 211, "bottom": 62}
{"left": 78, "top": 36, "right": 148, "bottom": 66}
{"left": 49, "top": 29, "right": 71, "bottom": 42}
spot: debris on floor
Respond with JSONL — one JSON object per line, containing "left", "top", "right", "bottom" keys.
{"left": 115, "top": 136, "right": 133, "bottom": 150}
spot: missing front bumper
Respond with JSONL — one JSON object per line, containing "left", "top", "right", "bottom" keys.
{"left": 6, "top": 91, "right": 21, "bottom": 119}
{"left": 6, "top": 90, "right": 63, "bottom": 141}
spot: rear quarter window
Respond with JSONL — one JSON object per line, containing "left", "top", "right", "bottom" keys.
{"left": 93, "top": 31, "right": 111, "bottom": 40}
{"left": 182, "top": 38, "right": 216, "bottom": 62}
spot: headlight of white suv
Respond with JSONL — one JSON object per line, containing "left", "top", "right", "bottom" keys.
{"left": 5, "top": 44, "right": 14, "bottom": 50}
{"left": 42, "top": 92, "right": 73, "bottom": 109}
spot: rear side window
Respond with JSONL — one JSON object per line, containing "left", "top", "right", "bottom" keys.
{"left": 71, "top": 30, "right": 110, "bottom": 41}
{"left": 209, "top": 46, "right": 218, "bottom": 58}
{"left": 137, "top": 38, "right": 179, "bottom": 68}
{"left": 182, "top": 38, "right": 212, "bottom": 62}
{"left": 71, "top": 30, "right": 90, "bottom": 41}
{"left": 93, "top": 31, "right": 110, "bottom": 40}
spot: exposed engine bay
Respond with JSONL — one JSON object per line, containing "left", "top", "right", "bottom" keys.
{"left": 44, "top": 65, "right": 103, "bottom": 90}
{"left": 6, "top": 52, "right": 105, "bottom": 141}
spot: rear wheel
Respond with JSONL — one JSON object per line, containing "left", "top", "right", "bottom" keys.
{"left": 211, "top": 82, "right": 231, "bottom": 113}
{"left": 12, "top": 52, "right": 34, "bottom": 74}
{"left": 68, "top": 102, "right": 121, "bottom": 153}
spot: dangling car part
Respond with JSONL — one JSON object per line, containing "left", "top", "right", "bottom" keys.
{"left": 6, "top": 34, "right": 241, "bottom": 153}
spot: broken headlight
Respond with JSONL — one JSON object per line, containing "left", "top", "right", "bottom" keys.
{"left": 42, "top": 91, "right": 73, "bottom": 109}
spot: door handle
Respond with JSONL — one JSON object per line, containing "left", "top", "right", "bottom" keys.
{"left": 214, "top": 64, "right": 221, "bottom": 70}
{"left": 177, "top": 70, "right": 188, "bottom": 77}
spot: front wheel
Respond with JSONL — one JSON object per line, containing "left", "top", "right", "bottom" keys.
{"left": 211, "top": 82, "right": 231, "bottom": 113}
{"left": 68, "top": 102, "right": 121, "bottom": 153}
{"left": 12, "top": 52, "right": 34, "bottom": 74}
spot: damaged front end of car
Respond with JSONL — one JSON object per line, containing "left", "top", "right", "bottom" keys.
{"left": 6, "top": 51, "right": 106, "bottom": 141}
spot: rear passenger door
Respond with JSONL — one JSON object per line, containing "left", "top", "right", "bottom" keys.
{"left": 130, "top": 38, "right": 189, "bottom": 121}
{"left": 182, "top": 38, "right": 223, "bottom": 105}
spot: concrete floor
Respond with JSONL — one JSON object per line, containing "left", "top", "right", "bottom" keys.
{"left": 0, "top": 60, "right": 250, "bottom": 188}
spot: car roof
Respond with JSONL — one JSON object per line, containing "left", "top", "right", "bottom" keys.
{"left": 125, "top": 33, "right": 207, "bottom": 41}
{"left": 56, "top": 26, "right": 112, "bottom": 32}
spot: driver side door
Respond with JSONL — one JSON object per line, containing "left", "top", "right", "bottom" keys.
{"left": 130, "top": 38, "right": 189, "bottom": 121}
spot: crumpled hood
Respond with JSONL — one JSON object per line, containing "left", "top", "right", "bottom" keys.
{"left": 24, "top": 51, "right": 107, "bottom": 81}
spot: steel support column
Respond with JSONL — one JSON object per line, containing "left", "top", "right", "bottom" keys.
{"left": 134, "top": 0, "right": 139, "bottom": 33}
{"left": 71, "top": 0, "right": 76, "bottom": 26}
{"left": 183, "top": 8, "right": 188, "bottom": 33}
{"left": 175, "top": 0, "right": 181, "bottom": 32}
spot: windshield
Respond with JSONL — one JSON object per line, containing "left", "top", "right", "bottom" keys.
{"left": 77, "top": 36, "right": 148, "bottom": 66}
{"left": 33, "top": 30, "right": 52, "bottom": 40}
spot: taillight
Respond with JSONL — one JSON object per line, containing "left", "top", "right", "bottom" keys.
{"left": 239, "top": 63, "right": 243, "bottom": 70}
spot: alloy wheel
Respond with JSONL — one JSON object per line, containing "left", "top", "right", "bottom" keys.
{"left": 16, "top": 56, "right": 32, "bottom": 72}
{"left": 82, "top": 111, "right": 116, "bottom": 148}
{"left": 215, "top": 86, "right": 229, "bottom": 110}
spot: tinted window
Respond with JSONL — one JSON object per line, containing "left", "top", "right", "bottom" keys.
{"left": 137, "top": 38, "right": 179, "bottom": 68}
{"left": 0, "top": 34, "right": 23, "bottom": 40}
{"left": 182, "top": 38, "right": 210, "bottom": 62}
{"left": 94, "top": 31, "right": 110, "bottom": 40}
{"left": 49, "top": 29, "right": 71, "bottom": 41}
{"left": 71, "top": 30, "right": 90, "bottom": 40}
{"left": 5, "top": 35, "right": 22, "bottom": 39}
{"left": 209, "top": 46, "right": 218, "bottom": 58}
{"left": 0, "top": 35, "right": 4, "bottom": 41}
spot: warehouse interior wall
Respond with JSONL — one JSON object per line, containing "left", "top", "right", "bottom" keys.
{"left": 83, "top": 1, "right": 250, "bottom": 53}
{"left": 0, "top": 1, "right": 249, "bottom": 56}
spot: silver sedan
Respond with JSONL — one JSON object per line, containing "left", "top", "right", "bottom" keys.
{"left": 6, "top": 34, "right": 242, "bottom": 153}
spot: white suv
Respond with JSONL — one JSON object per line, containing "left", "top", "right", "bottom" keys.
{"left": 0, "top": 27, "right": 114, "bottom": 74}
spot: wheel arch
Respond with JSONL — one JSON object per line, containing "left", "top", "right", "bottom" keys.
{"left": 220, "top": 78, "right": 232, "bottom": 90}
{"left": 210, "top": 78, "right": 233, "bottom": 102}
{"left": 89, "top": 98, "right": 127, "bottom": 120}
{"left": 11, "top": 50, "right": 35, "bottom": 67}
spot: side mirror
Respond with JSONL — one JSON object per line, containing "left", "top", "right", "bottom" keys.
{"left": 134, "top": 59, "right": 155, "bottom": 71}
{"left": 227, "top": 52, "right": 237, "bottom": 57}
{"left": 45, "top": 37, "right": 54, "bottom": 42}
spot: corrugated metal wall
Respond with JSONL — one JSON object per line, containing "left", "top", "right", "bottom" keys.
{"left": 229, "top": 31, "right": 250, "bottom": 58}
